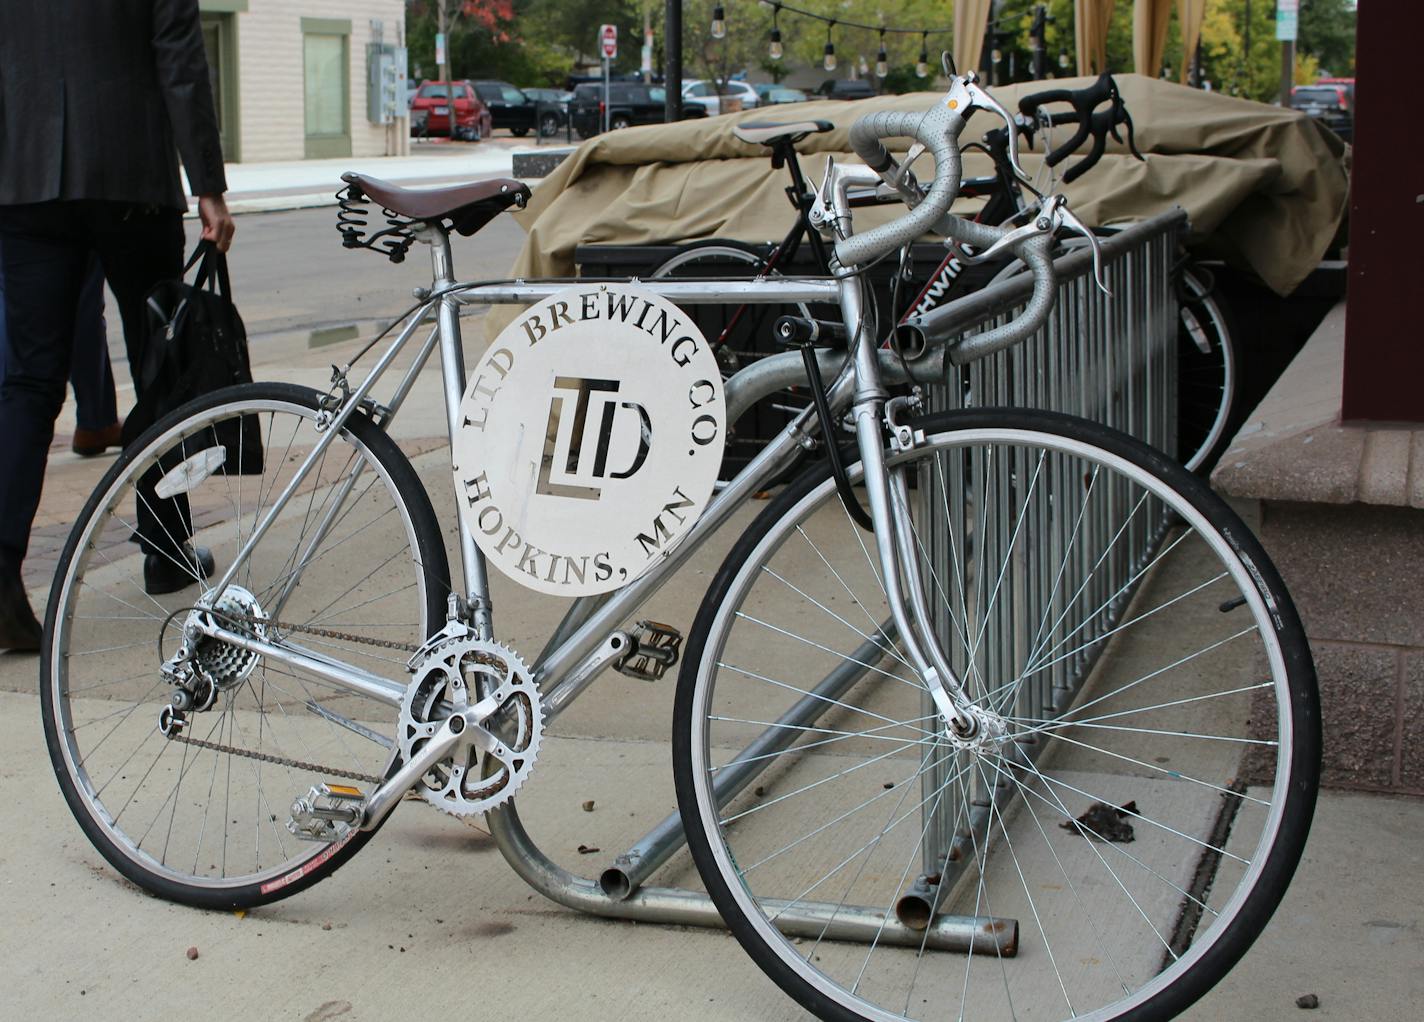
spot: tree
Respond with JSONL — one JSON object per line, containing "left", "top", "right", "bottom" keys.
{"left": 1298, "top": 0, "right": 1356, "bottom": 77}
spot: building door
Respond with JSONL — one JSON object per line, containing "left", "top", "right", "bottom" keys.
{"left": 200, "top": 12, "right": 239, "bottom": 162}
{"left": 303, "top": 20, "right": 351, "bottom": 159}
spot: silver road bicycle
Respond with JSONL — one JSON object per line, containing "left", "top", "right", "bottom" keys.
{"left": 43, "top": 71, "right": 1318, "bottom": 1022}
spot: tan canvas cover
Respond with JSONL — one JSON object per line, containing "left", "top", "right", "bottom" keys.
{"left": 506, "top": 74, "right": 1348, "bottom": 303}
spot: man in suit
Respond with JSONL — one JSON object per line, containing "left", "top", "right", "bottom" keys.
{"left": 0, "top": 0, "right": 235, "bottom": 651}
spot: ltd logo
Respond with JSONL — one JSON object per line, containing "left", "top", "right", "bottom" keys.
{"left": 535, "top": 376, "right": 651, "bottom": 500}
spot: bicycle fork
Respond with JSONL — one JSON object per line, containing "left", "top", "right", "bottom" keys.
{"left": 836, "top": 271, "right": 982, "bottom": 740}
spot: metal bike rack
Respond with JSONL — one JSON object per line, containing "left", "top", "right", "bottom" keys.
{"left": 906, "top": 209, "right": 1187, "bottom": 923}
{"left": 484, "top": 210, "right": 1188, "bottom": 945}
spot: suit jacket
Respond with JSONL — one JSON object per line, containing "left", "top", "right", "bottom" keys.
{"left": 0, "top": 0, "right": 227, "bottom": 210}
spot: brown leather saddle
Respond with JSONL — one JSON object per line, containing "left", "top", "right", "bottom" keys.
{"left": 340, "top": 172, "right": 531, "bottom": 236}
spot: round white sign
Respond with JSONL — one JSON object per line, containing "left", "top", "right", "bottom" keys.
{"left": 452, "top": 284, "right": 726, "bottom": 597}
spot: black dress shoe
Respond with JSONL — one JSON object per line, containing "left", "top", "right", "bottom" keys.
{"left": 144, "top": 543, "right": 216, "bottom": 596}
{"left": 0, "top": 570, "right": 42, "bottom": 652}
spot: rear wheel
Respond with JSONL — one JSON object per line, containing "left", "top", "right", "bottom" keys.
{"left": 42, "top": 384, "right": 450, "bottom": 909}
{"left": 675, "top": 408, "right": 1318, "bottom": 1021}
{"left": 650, "top": 240, "right": 828, "bottom": 481}
{"left": 611, "top": 114, "right": 632, "bottom": 131}
{"left": 539, "top": 113, "right": 560, "bottom": 137}
{"left": 1176, "top": 267, "right": 1236, "bottom": 473}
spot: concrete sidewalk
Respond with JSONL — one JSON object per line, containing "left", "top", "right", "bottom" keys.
{"left": 186, "top": 138, "right": 538, "bottom": 216}
{"left": 3, "top": 325, "right": 1422, "bottom": 1020}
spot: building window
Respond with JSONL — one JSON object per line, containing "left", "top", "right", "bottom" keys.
{"left": 302, "top": 18, "right": 351, "bottom": 158}
{"left": 200, "top": 12, "right": 240, "bottom": 162}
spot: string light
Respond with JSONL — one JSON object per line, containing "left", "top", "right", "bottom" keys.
{"left": 711, "top": 5, "right": 726, "bottom": 39}
{"left": 823, "top": 20, "right": 836, "bottom": 72}
{"left": 916, "top": 32, "right": 929, "bottom": 78}
{"left": 768, "top": 2, "right": 782, "bottom": 59}
{"left": 875, "top": 29, "right": 888, "bottom": 78}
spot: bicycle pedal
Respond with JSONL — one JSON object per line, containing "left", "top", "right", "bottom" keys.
{"left": 614, "top": 620, "right": 683, "bottom": 682}
{"left": 288, "top": 783, "right": 365, "bottom": 842}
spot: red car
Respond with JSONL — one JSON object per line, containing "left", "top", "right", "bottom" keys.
{"left": 410, "top": 80, "right": 492, "bottom": 141}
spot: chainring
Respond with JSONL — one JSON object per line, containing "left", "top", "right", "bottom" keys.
{"left": 398, "top": 637, "right": 542, "bottom": 816}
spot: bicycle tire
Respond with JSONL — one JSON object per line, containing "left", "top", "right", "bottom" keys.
{"left": 1176, "top": 267, "right": 1236, "bottom": 474}
{"left": 42, "top": 383, "right": 450, "bottom": 910}
{"left": 674, "top": 407, "right": 1318, "bottom": 1022}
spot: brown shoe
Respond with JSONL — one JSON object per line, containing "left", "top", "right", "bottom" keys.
{"left": 73, "top": 421, "right": 123, "bottom": 457}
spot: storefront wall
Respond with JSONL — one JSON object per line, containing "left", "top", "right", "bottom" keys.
{"left": 200, "top": 0, "right": 408, "bottom": 163}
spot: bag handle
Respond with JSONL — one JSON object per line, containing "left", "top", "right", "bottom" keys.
{"left": 185, "top": 239, "right": 233, "bottom": 300}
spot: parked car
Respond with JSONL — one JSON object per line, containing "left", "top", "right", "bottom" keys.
{"left": 568, "top": 82, "right": 706, "bottom": 139}
{"left": 754, "top": 83, "right": 809, "bottom": 105}
{"left": 523, "top": 86, "right": 570, "bottom": 137}
{"left": 815, "top": 79, "right": 876, "bottom": 100}
{"left": 1291, "top": 83, "right": 1352, "bottom": 141}
{"left": 470, "top": 79, "right": 541, "bottom": 136}
{"left": 409, "top": 80, "right": 492, "bottom": 140}
{"left": 681, "top": 79, "right": 760, "bottom": 116}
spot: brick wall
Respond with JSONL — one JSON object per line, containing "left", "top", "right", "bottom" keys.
{"left": 232, "top": 0, "right": 408, "bottom": 162}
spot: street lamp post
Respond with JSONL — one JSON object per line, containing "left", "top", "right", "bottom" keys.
{"left": 665, "top": 0, "right": 682, "bottom": 123}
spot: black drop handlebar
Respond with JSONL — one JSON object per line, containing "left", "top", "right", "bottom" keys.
{"left": 980, "top": 72, "right": 1146, "bottom": 186}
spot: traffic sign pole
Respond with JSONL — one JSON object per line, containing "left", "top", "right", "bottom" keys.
{"left": 599, "top": 24, "right": 618, "bottom": 134}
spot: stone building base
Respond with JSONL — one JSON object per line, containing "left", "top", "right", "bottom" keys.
{"left": 1214, "top": 302, "right": 1424, "bottom": 794}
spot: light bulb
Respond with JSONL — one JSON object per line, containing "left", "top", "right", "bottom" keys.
{"left": 992, "top": 49, "right": 1002, "bottom": 64}
{"left": 710, "top": 6, "right": 726, "bottom": 40}
{"left": 859, "top": 56, "right": 869, "bottom": 76}
{"left": 824, "top": 42, "right": 837, "bottom": 72}
{"left": 769, "top": 29, "right": 783, "bottom": 60}
{"left": 876, "top": 48, "right": 889, "bottom": 78}
{"left": 1058, "top": 51, "right": 1070, "bottom": 69}
{"left": 916, "top": 55, "right": 928, "bottom": 78}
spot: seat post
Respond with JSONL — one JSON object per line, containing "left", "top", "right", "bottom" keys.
{"left": 428, "top": 227, "right": 495, "bottom": 637}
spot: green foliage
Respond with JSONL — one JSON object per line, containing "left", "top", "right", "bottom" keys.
{"left": 400, "top": 0, "right": 1356, "bottom": 101}
{"left": 1299, "top": 0, "right": 1356, "bottom": 77}
{"left": 406, "top": 0, "right": 643, "bottom": 87}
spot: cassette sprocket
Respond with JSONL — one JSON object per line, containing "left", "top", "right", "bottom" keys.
{"left": 398, "top": 637, "right": 541, "bottom": 816}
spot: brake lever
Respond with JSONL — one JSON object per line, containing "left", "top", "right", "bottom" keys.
{"left": 963, "top": 76, "right": 1028, "bottom": 182}
{"left": 957, "top": 217, "right": 1048, "bottom": 265}
{"left": 1049, "top": 195, "right": 1110, "bottom": 295}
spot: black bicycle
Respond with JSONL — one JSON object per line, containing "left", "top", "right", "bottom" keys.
{"left": 649, "top": 74, "right": 1237, "bottom": 473}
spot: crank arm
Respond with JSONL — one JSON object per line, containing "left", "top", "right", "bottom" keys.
{"left": 360, "top": 713, "right": 468, "bottom": 830}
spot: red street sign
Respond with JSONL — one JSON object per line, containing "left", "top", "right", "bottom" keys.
{"left": 600, "top": 24, "right": 617, "bottom": 60}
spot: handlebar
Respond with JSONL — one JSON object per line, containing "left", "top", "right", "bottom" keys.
{"left": 1020, "top": 72, "right": 1145, "bottom": 183}
{"left": 827, "top": 71, "right": 1111, "bottom": 360}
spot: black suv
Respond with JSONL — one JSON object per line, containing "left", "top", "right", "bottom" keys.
{"left": 815, "top": 79, "right": 876, "bottom": 100}
{"left": 569, "top": 82, "right": 706, "bottom": 139}
{"left": 470, "top": 80, "right": 538, "bottom": 136}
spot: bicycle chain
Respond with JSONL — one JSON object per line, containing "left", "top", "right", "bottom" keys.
{"left": 160, "top": 611, "right": 449, "bottom": 785}
{"left": 164, "top": 730, "right": 385, "bottom": 785}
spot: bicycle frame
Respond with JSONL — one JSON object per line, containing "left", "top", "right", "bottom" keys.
{"left": 198, "top": 217, "right": 971, "bottom": 715}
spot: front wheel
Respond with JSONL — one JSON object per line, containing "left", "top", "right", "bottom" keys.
{"left": 42, "top": 383, "right": 451, "bottom": 909}
{"left": 674, "top": 408, "right": 1318, "bottom": 1022}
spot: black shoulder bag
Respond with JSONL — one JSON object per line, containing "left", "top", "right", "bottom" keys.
{"left": 121, "top": 240, "right": 263, "bottom": 474}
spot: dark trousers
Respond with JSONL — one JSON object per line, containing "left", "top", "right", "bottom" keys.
{"left": 0, "top": 247, "right": 116, "bottom": 431}
{"left": 0, "top": 200, "right": 187, "bottom": 567}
